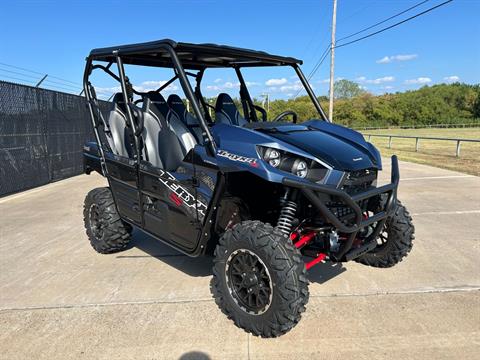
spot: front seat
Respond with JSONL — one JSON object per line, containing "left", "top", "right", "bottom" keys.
{"left": 167, "top": 94, "right": 203, "bottom": 144}
{"left": 215, "top": 93, "right": 248, "bottom": 126}
{"left": 106, "top": 93, "right": 133, "bottom": 157}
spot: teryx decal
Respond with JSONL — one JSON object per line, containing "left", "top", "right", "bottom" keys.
{"left": 217, "top": 150, "right": 258, "bottom": 167}
{"left": 158, "top": 170, "right": 208, "bottom": 219}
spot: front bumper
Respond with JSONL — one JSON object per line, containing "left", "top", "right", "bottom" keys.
{"left": 282, "top": 155, "right": 399, "bottom": 261}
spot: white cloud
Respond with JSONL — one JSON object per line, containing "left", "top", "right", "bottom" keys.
{"left": 356, "top": 76, "right": 395, "bottom": 84}
{"left": 95, "top": 86, "right": 121, "bottom": 95}
{"left": 95, "top": 80, "right": 179, "bottom": 97}
{"left": 376, "top": 54, "right": 418, "bottom": 64}
{"left": 246, "top": 81, "right": 260, "bottom": 87}
{"left": 214, "top": 78, "right": 223, "bottom": 83}
{"left": 279, "top": 83, "right": 303, "bottom": 92}
{"left": 206, "top": 85, "right": 221, "bottom": 91}
{"left": 205, "top": 81, "right": 241, "bottom": 92}
{"left": 267, "top": 79, "right": 311, "bottom": 93}
{"left": 443, "top": 75, "right": 460, "bottom": 83}
{"left": 404, "top": 77, "right": 432, "bottom": 85}
{"left": 265, "top": 78, "right": 288, "bottom": 86}
{"left": 134, "top": 80, "right": 178, "bottom": 93}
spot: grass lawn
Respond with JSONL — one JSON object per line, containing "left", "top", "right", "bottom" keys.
{"left": 360, "top": 128, "right": 480, "bottom": 176}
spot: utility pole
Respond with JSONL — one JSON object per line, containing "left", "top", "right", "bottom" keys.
{"left": 328, "top": 0, "right": 338, "bottom": 122}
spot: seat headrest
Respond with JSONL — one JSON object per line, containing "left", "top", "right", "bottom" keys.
{"left": 215, "top": 93, "right": 248, "bottom": 126}
{"left": 112, "top": 92, "right": 127, "bottom": 113}
{"left": 167, "top": 94, "right": 185, "bottom": 112}
{"left": 144, "top": 91, "right": 169, "bottom": 118}
{"left": 215, "top": 93, "right": 236, "bottom": 113}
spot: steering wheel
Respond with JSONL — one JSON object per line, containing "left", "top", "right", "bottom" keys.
{"left": 273, "top": 111, "right": 298, "bottom": 124}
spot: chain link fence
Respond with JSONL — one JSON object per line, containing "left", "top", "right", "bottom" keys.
{"left": 0, "top": 80, "right": 108, "bottom": 197}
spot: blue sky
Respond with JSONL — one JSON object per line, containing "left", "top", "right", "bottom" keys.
{"left": 0, "top": 0, "right": 478, "bottom": 100}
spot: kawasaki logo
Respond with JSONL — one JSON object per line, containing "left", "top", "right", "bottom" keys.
{"left": 217, "top": 150, "right": 258, "bottom": 167}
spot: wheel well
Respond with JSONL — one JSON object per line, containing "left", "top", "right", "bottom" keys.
{"left": 220, "top": 172, "right": 283, "bottom": 226}
{"left": 206, "top": 171, "right": 284, "bottom": 255}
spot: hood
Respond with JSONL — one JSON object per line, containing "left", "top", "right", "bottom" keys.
{"left": 258, "top": 120, "right": 381, "bottom": 171}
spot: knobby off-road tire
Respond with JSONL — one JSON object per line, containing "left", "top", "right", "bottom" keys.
{"left": 356, "top": 201, "right": 414, "bottom": 268}
{"left": 83, "top": 187, "right": 132, "bottom": 254}
{"left": 212, "top": 220, "right": 309, "bottom": 338}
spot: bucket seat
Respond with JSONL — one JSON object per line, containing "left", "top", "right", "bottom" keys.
{"left": 106, "top": 93, "right": 134, "bottom": 158}
{"left": 141, "top": 92, "right": 196, "bottom": 170}
{"left": 167, "top": 94, "right": 203, "bottom": 144}
{"left": 215, "top": 93, "right": 248, "bottom": 126}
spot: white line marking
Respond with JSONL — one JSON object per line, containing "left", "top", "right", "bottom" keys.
{"left": 411, "top": 210, "right": 480, "bottom": 216}
{"left": 1, "top": 287, "right": 479, "bottom": 312}
{"left": 401, "top": 175, "right": 477, "bottom": 181}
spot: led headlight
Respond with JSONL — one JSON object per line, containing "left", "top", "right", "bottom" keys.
{"left": 292, "top": 159, "right": 308, "bottom": 178}
{"left": 263, "top": 148, "right": 281, "bottom": 167}
{"left": 258, "top": 146, "right": 327, "bottom": 181}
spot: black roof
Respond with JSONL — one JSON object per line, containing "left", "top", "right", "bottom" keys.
{"left": 88, "top": 39, "right": 302, "bottom": 69}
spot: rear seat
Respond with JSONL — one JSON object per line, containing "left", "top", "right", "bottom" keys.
{"left": 141, "top": 92, "right": 197, "bottom": 170}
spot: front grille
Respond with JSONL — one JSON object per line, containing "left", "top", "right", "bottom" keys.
{"left": 321, "top": 168, "right": 378, "bottom": 226}
{"left": 341, "top": 168, "right": 377, "bottom": 195}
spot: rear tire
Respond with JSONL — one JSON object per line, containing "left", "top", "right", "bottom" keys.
{"left": 355, "top": 201, "right": 414, "bottom": 268}
{"left": 212, "top": 220, "right": 309, "bottom": 338}
{"left": 83, "top": 187, "right": 132, "bottom": 254}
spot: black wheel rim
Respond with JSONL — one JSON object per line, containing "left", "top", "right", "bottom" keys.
{"left": 225, "top": 249, "right": 273, "bottom": 315}
{"left": 88, "top": 204, "right": 103, "bottom": 239}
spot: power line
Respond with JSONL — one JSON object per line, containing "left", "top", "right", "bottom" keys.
{"left": 294, "top": 44, "right": 331, "bottom": 98}
{"left": 0, "top": 67, "right": 41, "bottom": 80}
{"left": 335, "top": 0, "right": 453, "bottom": 49}
{"left": 43, "top": 78, "right": 82, "bottom": 90}
{"left": 337, "top": 0, "right": 431, "bottom": 43}
{"left": 0, "top": 74, "right": 37, "bottom": 85}
{"left": 0, "top": 61, "right": 82, "bottom": 87}
{"left": 295, "top": 0, "right": 454, "bottom": 99}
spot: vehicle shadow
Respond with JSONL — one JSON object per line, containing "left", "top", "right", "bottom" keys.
{"left": 117, "top": 228, "right": 213, "bottom": 277}
{"left": 120, "top": 229, "right": 346, "bottom": 282}
{"left": 306, "top": 260, "right": 346, "bottom": 284}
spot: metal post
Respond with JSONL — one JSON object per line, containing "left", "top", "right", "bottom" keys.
{"left": 388, "top": 136, "right": 392, "bottom": 149}
{"left": 415, "top": 137, "right": 419, "bottom": 152}
{"left": 368, "top": 135, "right": 371, "bottom": 141}
{"left": 328, "top": 0, "right": 338, "bottom": 122}
{"left": 456, "top": 140, "right": 461, "bottom": 157}
{"left": 36, "top": 74, "right": 48, "bottom": 87}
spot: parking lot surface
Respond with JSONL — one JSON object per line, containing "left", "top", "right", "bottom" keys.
{"left": 1, "top": 160, "right": 479, "bottom": 359}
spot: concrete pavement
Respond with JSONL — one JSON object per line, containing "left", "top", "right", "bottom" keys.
{"left": 0, "top": 160, "right": 479, "bottom": 359}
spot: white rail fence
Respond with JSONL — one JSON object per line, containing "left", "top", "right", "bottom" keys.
{"left": 364, "top": 134, "right": 480, "bottom": 157}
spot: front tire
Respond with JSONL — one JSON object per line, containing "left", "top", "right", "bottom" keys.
{"left": 83, "top": 187, "right": 132, "bottom": 254}
{"left": 212, "top": 221, "right": 309, "bottom": 338}
{"left": 355, "top": 200, "right": 414, "bottom": 268}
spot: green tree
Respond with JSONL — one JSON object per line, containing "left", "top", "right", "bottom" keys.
{"left": 334, "top": 79, "right": 366, "bottom": 99}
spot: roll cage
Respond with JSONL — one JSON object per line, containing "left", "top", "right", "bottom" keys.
{"left": 83, "top": 39, "right": 329, "bottom": 169}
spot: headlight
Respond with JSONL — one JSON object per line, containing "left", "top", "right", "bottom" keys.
{"left": 264, "top": 148, "right": 281, "bottom": 167}
{"left": 258, "top": 146, "right": 328, "bottom": 181}
{"left": 292, "top": 159, "right": 308, "bottom": 178}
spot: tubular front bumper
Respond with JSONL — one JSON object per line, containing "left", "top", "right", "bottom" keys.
{"left": 282, "top": 155, "right": 400, "bottom": 261}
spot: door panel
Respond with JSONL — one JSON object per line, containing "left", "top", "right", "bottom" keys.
{"left": 140, "top": 161, "right": 205, "bottom": 252}
{"left": 105, "top": 155, "right": 141, "bottom": 224}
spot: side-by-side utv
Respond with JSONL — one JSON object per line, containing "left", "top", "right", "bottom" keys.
{"left": 82, "top": 39, "right": 414, "bottom": 337}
